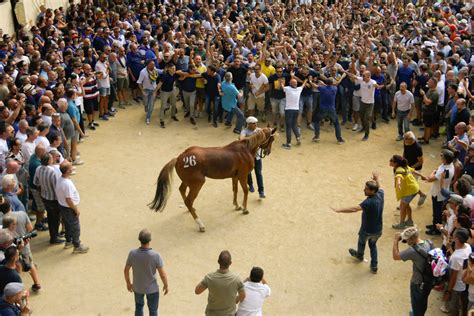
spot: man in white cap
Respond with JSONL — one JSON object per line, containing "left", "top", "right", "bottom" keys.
{"left": 392, "top": 226, "right": 433, "bottom": 316}
{"left": 0, "top": 282, "right": 30, "bottom": 315}
{"left": 240, "top": 117, "right": 265, "bottom": 198}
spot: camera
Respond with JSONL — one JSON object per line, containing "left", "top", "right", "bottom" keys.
{"left": 13, "top": 230, "right": 38, "bottom": 246}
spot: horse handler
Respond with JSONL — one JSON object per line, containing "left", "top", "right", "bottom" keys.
{"left": 332, "top": 172, "right": 384, "bottom": 274}
{"left": 240, "top": 116, "right": 265, "bottom": 199}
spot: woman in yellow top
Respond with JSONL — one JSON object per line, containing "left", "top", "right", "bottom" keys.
{"left": 390, "top": 155, "right": 422, "bottom": 229}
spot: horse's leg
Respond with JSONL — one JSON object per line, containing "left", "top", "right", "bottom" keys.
{"left": 185, "top": 180, "right": 206, "bottom": 232}
{"left": 238, "top": 175, "right": 250, "bottom": 215}
{"left": 232, "top": 176, "right": 242, "bottom": 210}
{"left": 178, "top": 182, "right": 188, "bottom": 204}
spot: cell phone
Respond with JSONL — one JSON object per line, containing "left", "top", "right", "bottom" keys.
{"left": 444, "top": 170, "right": 450, "bottom": 179}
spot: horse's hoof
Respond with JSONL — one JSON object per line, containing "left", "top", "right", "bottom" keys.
{"left": 199, "top": 226, "right": 206, "bottom": 232}
{"left": 235, "top": 205, "right": 242, "bottom": 211}
{"left": 242, "top": 209, "right": 249, "bottom": 215}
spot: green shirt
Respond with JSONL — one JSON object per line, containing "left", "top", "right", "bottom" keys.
{"left": 201, "top": 270, "right": 244, "bottom": 316}
{"left": 423, "top": 89, "right": 438, "bottom": 115}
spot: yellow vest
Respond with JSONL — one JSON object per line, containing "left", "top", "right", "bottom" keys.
{"left": 394, "top": 166, "right": 420, "bottom": 200}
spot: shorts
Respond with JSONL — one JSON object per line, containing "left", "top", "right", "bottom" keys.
{"left": 99, "top": 87, "right": 110, "bottom": 97}
{"left": 29, "top": 188, "right": 45, "bottom": 211}
{"left": 117, "top": 77, "right": 129, "bottom": 91}
{"left": 353, "top": 95, "right": 361, "bottom": 112}
{"left": 247, "top": 94, "right": 265, "bottom": 111}
{"left": 299, "top": 95, "right": 313, "bottom": 113}
{"left": 196, "top": 88, "right": 206, "bottom": 101}
{"left": 446, "top": 290, "right": 465, "bottom": 312}
{"left": 73, "top": 129, "right": 80, "bottom": 142}
{"left": 84, "top": 98, "right": 99, "bottom": 114}
{"left": 423, "top": 113, "right": 435, "bottom": 127}
{"left": 401, "top": 193, "right": 417, "bottom": 204}
{"left": 270, "top": 98, "right": 285, "bottom": 115}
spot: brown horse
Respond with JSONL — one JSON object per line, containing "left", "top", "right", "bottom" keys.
{"left": 149, "top": 127, "right": 276, "bottom": 232}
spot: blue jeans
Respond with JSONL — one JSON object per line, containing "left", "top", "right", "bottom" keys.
{"left": 248, "top": 159, "right": 263, "bottom": 194}
{"left": 410, "top": 282, "right": 431, "bottom": 316}
{"left": 397, "top": 110, "right": 410, "bottom": 137}
{"left": 284, "top": 109, "right": 299, "bottom": 144}
{"left": 313, "top": 108, "right": 342, "bottom": 141}
{"left": 134, "top": 292, "right": 159, "bottom": 316}
{"left": 143, "top": 89, "right": 156, "bottom": 120}
{"left": 206, "top": 95, "right": 220, "bottom": 122}
{"left": 226, "top": 107, "right": 245, "bottom": 132}
{"left": 432, "top": 196, "right": 444, "bottom": 226}
{"left": 356, "top": 231, "right": 381, "bottom": 268}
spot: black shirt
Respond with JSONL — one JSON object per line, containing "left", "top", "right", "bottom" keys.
{"left": 227, "top": 65, "right": 248, "bottom": 90}
{"left": 268, "top": 74, "right": 289, "bottom": 99}
{"left": 403, "top": 142, "right": 423, "bottom": 171}
{"left": 0, "top": 265, "right": 22, "bottom": 296}
{"left": 201, "top": 72, "right": 221, "bottom": 97}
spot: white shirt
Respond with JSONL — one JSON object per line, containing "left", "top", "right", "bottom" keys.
{"left": 15, "top": 131, "right": 27, "bottom": 144}
{"left": 356, "top": 77, "right": 377, "bottom": 104}
{"left": 284, "top": 86, "right": 304, "bottom": 110}
{"left": 36, "top": 135, "right": 50, "bottom": 149}
{"left": 55, "top": 176, "right": 80, "bottom": 207}
{"left": 0, "top": 138, "right": 8, "bottom": 172}
{"left": 436, "top": 79, "right": 445, "bottom": 106}
{"left": 95, "top": 61, "right": 110, "bottom": 89}
{"left": 449, "top": 244, "right": 472, "bottom": 291}
{"left": 430, "top": 163, "right": 455, "bottom": 201}
{"left": 21, "top": 141, "right": 35, "bottom": 168}
{"left": 137, "top": 67, "right": 157, "bottom": 91}
{"left": 249, "top": 73, "right": 268, "bottom": 98}
{"left": 236, "top": 282, "right": 271, "bottom": 316}
{"left": 394, "top": 90, "right": 414, "bottom": 111}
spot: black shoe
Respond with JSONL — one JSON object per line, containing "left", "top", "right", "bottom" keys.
{"left": 371, "top": 122, "right": 376, "bottom": 130}
{"left": 208, "top": 115, "right": 211, "bottom": 123}
{"left": 160, "top": 121, "right": 165, "bottom": 128}
{"left": 371, "top": 266, "right": 378, "bottom": 274}
{"left": 172, "top": 116, "right": 179, "bottom": 122}
{"left": 349, "top": 248, "right": 363, "bottom": 261}
{"left": 426, "top": 229, "right": 441, "bottom": 236}
{"left": 92, "top": 121, "right": 100, "bottom": 127}
{"left": 362, "top": 135, "right": 369, "bottom": 141}
{"left": 50, "top": 238, "right": 66, "bottom": 244}
{"left": 88, "top": 123, "right": 96, "bottom": 130}
{"left": 213, "top": 122, "right": 218, "bottom": 128}
{"left": 249, "top": 185, "right": 255, "bottom": 193}
{"left": 382, "top": 118, "right": 390, "bottom": 124}
{"left": 190, "top": 118, "right": 196, "bottom": 125}
{"left": 35, "top": 223, "right": 48, "bottom": 231}
{"left": 233, "top": 129, "right": 241, "bottom": 135}
{"left": 184, "top": 112, "right": 190, "bottom": 118}
{"left": 224, "top": 121, "right": 232, "bottom": 127}
{"left": 426, "top": 224, "right": 435, "bottom": 230}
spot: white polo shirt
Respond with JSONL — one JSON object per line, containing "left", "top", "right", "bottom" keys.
{"left": 284, "top": 86, "right": 304, "bottom": 110}
{"left": 356, "top": 77, "right": 376, "bottom": 104}
{"left": 55, "top": 176, "right": 80, "bottom": 207}
{"left": 249, "top": 73, "right": 268, "bottom": 98}
{"left": 95, "top": 60, "right": 110, "bottom": 89}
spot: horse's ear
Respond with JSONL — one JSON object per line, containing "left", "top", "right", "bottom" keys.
{"left": 271, "top": 128, "right": 277, "bottom": 135}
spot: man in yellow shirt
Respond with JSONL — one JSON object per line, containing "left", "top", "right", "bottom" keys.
{"left": 194, "top": 56, "right": 207, "bottom": 118}
{"left": 258, "top": 43, "right": 275, "bottom": 122}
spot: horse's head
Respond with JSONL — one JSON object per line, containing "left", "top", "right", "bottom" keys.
{"left": 260, "top": 127, "right": 277, "bottom": 156}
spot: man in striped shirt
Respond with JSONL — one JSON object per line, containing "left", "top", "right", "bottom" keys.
{"left": 82, "top": 64, "right": 100, "bottom": 129}
{"left": 33, "top": 152, "right": 63, "bottom": 244}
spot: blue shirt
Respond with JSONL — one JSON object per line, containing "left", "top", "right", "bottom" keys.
{"left": 360, "top": 189, "right": 384, "bottom": 234}
{"left": 0, "top": 190, "right": 25, "bottom": 212}
{"left": 221, "top": 81, "right": 239, "bottom": 111}
{"left": 397, "top": 66, "right": 415, "bottom": 89}
{"left": 318, "top": 86, "right": 337, "bottom": 111}
{"left": 180, "top": 75, "right": 196, "bottom": 92}
{"left": 127, "top": 52, "right": 144, "bottom": 78}
{"left": 66, "top": 100, "right": 80, "bottom": 122}
{"left": 371, "top": 74, "right": 384, "bottom": 97}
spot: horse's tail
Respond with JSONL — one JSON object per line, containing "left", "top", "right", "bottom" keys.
{"left": 148, "top": 158, "right": 177, "bottom": 212}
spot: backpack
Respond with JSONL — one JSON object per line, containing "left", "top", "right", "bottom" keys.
{"left": 412, "top": 241, "right": 449, "bottom": 290}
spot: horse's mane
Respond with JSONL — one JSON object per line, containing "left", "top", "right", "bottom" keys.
{"left": 246, "top": 129, "right": 267, "bottom": 151}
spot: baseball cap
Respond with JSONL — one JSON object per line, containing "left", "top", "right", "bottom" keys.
{"left": 3, "top": 282, "right": 24, "bottom": 298}
{"left": 401, "top": 226, "right": 418, "bottom": 242}
{"left": 246, "top": 116, "right": 258, "bottom": 124}
{"left": 448, "top": 194, "right": 464, "bottom": 205}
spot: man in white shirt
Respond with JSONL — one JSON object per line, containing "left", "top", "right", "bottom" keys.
{"left": 95, "top": 52, "right": 111, "bottom": 121}
{"left": 237, "top": 267, "right": 271, "bottom": 316}
{"left": 444, "top": 228, "right": 471, "bottom": 315}
{"left": 422, "top": 150, "right": 455, "bottom": 236}
{"left": 55, "top": 161, "right": 88, "bottom": 254}
{"left": 282, "top": 77, "right": 307, "bottom": 149}
{"left": 0, "top": 122, "right": 13, "bottom": 173}
{"left": 21, "top": 127, "right": 37, "bottom": 169}
{"left": 14, "top": 120, "right": 28, "bottom": 143}
{"left": 248, "top": 64, "right": 268, "bottom": 118}
{"left": 392, "top": 82, "right": 415, "bottom": 141}
{"left": 347, "top": 70, "right": 379, "bottom": 141}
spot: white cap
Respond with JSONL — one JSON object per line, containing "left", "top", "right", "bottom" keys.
{"left": 246, "top": 116, "right": 258, "bottom": 124}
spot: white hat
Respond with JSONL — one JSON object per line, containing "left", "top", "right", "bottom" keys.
{"left": 246, "top": 116, "right": 258, "bottom": 124}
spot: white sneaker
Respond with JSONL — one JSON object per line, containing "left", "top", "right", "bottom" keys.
{"left": 352, "top": 123, "right": 359, "bottom": 131}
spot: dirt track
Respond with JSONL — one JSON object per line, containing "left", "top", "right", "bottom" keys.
{"left": 26, "top": 103, "right": 447, "bottom": 315}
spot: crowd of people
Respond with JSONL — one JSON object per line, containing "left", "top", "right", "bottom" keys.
{"left": 0, "top": 0, "right": 468, "bottom": 314}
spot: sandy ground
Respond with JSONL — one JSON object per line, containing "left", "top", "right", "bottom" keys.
{"left": 24, "top": 102, "right": 450, "bottom": 315}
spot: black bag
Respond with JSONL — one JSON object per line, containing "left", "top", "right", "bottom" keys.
{"left": 412, "top": 240, "right": 448, "bottom": 290}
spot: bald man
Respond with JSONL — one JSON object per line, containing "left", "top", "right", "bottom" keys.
{"left": 448, "top": 121, "right": 470, "bottom": 163}
{"left": 195, "top": 250, "right": 245, "bottom": 315}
